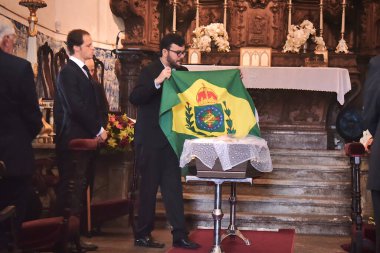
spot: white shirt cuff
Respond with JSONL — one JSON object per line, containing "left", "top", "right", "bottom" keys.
{"left": 97, "top": 127, "right": 105, "bottom": 136}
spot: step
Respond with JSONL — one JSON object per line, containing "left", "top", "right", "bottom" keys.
{"left": 167, "top": 148, "right": 354, "bottom": 236}
{"left": 154, "top": 209, "right": 352, "bottom": 235}
{"left": 267, "top": 164, "right": 351, "bottom": 181}
{"left": 270, "top": 149, "right": 349, "bottom": 166}
{"left": 250, "top": 179, "right": 351, "bottom": 197}
{"left": 182, "top": 178, "right": 351, "bottom": 197}
{"left": 157, "top": 193, "right": 351, "bottom": 216}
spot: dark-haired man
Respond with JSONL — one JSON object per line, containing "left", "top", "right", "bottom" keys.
{"left": 129, "top": 33, "right": 200, "bottom": 249}
{"left": 54, "top": 29, "right": 107, "bottom": 251}
{"left": 363, "top": 54, "right": 380, "bottom": 253}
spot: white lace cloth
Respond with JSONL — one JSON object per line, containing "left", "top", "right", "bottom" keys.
{"left": 180, "top": 135, "right": 273, "bottom": 172}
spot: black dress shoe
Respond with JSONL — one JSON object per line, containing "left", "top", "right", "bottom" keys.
{"left": 80, "top": 240, "right": 98, "bottom": 251}
{"left": 69, "top": 240, "right": 98, "bottom": 252}
{"left": 173, "top": 238, "right": 200, "bottom": 249}
{"left": 135, "top": 235, "right": 165, "bottom": 248}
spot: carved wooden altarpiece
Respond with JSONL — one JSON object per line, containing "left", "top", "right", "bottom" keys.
{"left": 109, "top": 0, "right": 380, "bottom": 149}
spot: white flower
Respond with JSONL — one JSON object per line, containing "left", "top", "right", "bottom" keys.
{"left": 283, "top": 20, "right": 316, "bottom": 53}
{"left": 314, "top": 36, "right": 326, "bottom": 51}
{"left": 192, "top": 23, "right": 230, "bottom": 53}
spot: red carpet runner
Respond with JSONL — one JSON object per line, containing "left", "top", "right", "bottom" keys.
{"left": 166, "top": 229, "right": 295, "bottom": 253}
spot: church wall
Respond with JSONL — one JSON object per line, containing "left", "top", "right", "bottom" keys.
{"left": 0, "top": 0, "right": 122, "bottom": 49}
{"left": 0, "top": 0, "right": 123, "bottom": 111}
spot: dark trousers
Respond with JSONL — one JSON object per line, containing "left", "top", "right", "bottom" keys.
{"left": 0, "top": 177, "right": 32, "bottom": 250}
{"left": 54, "top": 150, "right": 95, "bottom": 219}
{"left": 372, "top": 190, "right": 380, "bottom": 253}
{"left": 135, "top": 144, "right": 187, "bottom": 241}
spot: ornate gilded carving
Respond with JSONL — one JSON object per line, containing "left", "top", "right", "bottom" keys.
{"left": 164, "top": 0, "right": 196, "bottom": 36}
{"left": 110, "top": 0, "right": 145, "bottom": 45}
{"left": 199, "top": 5, "right": 223, "bottom": 25}
{"left": 151, "top": 0, "right": 160, "bottom": 43}
{"left": 229, "top": 0, "right": 278, "bottom": 47}
{"left": 249, "top": 0, "right": 271, "bottom": 9}
{"left": 248, "top": 15, "right": 270, "bottom": 45}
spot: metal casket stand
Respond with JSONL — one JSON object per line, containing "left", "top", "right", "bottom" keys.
{"left": 186, "top": 158, "right": 253, "bottom": 253}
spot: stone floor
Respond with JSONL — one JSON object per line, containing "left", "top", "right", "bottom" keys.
{"left": 83, "top": 226, "right": 350, "bottom": 253}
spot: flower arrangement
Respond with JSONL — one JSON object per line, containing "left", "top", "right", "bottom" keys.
{"left": 283, "top": 20, "right": 317, "bottom": 53}
{"left": 192, "top": 23, "right": 230, "bottom": 53}
{"left": 103, "top": 113, "right": 135, "bottom": 153}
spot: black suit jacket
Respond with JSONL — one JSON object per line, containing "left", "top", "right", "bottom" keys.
{"left": 129, "top": 59, "right": 187, "bottom": 148}
{"left": 0, "top": 50, "right": 42, "bottom": 177}
{"left": 54, "top": 60, "right": 102, "bottom": 150}
{"left": 363, "top": 55, "right": 380, "bottom": 191}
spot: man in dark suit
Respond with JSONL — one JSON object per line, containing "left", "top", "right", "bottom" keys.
{"left": 54, "top": 29, "right": 107, "bottom": 251}
{"left": 0, "top": 16, "right": 42, "bottom": 250}
{"left": 85, "top": 58, "right": 109, "bottom": 129}
{"left": 129, "top": 33, "right": 200, "bottom": 249}
{"left": 363, "top": 55, "right": 380, "bottom": 253}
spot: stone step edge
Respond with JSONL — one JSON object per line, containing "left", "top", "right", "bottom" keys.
{"left": 155, "top": 208, "right": 352, "bottom": 225}
{"left": 270, "top": 149, "right": 346, "bottom": 157}
{"left": 181, "top": 192, "right": 351, "bottom": 205}
{"left": 184, "top": 179, "right": 351, "bottom": 188}
{"left": 270, "top": 164, "right": 350, "bottom": 171}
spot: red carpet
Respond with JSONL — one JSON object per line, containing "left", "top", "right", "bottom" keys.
{"left": 166, "top": 229, "right": 295, "bottom": 253}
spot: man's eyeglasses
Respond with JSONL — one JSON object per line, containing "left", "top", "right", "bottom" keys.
{"left": 168, "top": 49, "right": 186, "bottom": 57}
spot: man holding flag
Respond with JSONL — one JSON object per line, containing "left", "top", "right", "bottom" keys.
{"left": 129, "top": 33, "right": 200, "bottom": 250}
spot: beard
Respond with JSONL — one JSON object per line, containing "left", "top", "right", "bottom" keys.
{"left": 167, "top": 54, "right": 182, "bottom": 69}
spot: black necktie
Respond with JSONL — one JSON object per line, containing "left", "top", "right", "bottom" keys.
{"left": 82, "top": 65, "right": 92, "bottom": 80}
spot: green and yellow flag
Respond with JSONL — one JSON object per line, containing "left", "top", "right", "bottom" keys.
{"left": 159, "top": 69, "right": 260, "bottom": 158}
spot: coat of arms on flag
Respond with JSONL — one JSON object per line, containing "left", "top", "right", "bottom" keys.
{"left": 159, "top": 69, "right": 260, "bottom": 158}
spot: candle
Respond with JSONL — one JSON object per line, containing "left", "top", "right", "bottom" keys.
{"left": 343, "top": 0, "right": 345, "bottom": 4}
{"left": 341, "top": 8, "right": 345, "bottom": 33}
{"left": 173, "top": 0, "right": 177, "bottom": 32}
{"left": 288, "top": 0, "right": 292, "bottom": 31}
{"left": 320, "top": 0, "right": 323, "bottom": 33}
{"left": 223, "top": 0, "right": 227, "bottom": 27}
{"left": 196, "top": 0, "right": 199, "bottom": 28}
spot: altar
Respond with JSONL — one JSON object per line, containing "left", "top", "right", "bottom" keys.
{"left": 184, "top": 65, "right": 352, "bottom": 150}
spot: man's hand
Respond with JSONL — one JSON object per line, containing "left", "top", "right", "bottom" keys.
{"left": 155, "top": 66, "right": 172, "bottom": 85}
{"left": 365, "top": 137, "right": 373, "bottom": 153}
{"left": 97, "top": 130, "right": 108, "bottom": 143}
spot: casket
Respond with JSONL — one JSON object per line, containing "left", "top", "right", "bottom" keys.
{"left": 181, "top": 135, "right": 273, "bottom": 179}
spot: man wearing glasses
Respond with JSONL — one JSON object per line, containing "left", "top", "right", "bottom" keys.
{"left": 129, "top": 33, "right": 200, "bottom": 250}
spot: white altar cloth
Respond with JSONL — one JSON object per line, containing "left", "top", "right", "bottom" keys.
{"left": 180, "top": 135, "right": 273, "bottom": 172}
{"left": 184, "top": 65, "right": 351, "bottom": 105}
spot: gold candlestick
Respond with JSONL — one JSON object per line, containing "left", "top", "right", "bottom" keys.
{"left": 335, "top": 0, "right": 349, "bottom": 53}
{"left": 319, "top": 0, "right": 323, "bottom": 36}
{"left": 223, "top": 0, "right": 227, "bottom": 28}
{"left": 19, "top": 0, "right": 47, "bottom": 37}
{"left": 288, "top": 0, "right": 292, "bottom": 32}
{"left": 196, "top": 0, "right": 199, "bottom": 28}
{"left": 173, "top": 0, "right": 177, "bottom": 33}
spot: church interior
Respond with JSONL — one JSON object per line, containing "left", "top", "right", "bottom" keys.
{"left": 1, "top": 0, "right": 380, "bottom": 252}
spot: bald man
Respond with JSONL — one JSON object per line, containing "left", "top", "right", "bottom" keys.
{"left": 0, "top": 15, "right": 42, "bottom": 250}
